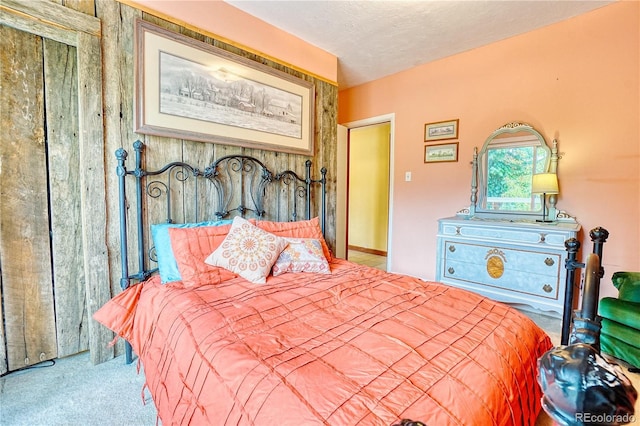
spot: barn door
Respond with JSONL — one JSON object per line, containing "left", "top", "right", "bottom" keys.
{"left": 0, "top": 24, "right": 87, "bottom": 374}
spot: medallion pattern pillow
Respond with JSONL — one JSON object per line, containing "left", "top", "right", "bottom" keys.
{"left": 205, "top": 216, "right": 288, "bottom": 284}
{"left": 272, "top": 238, "right": 330, "bottom": 276}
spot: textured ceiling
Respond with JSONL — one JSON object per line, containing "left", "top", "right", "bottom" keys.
{"left": 225, "top": 0, "right": 612, "bottom": 88}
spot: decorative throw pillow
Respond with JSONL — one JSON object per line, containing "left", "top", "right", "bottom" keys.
{"left": 205, "top": 216, "right": 288, "bottom": 284}
{"left": 272, "top": 238, "right": 331, "bottom": 276}
{"left": 152, "top": 219, "right": 232, "bottom": 283}
{"left": 255, "top": 217, "right": 332, "bottom": 261}
{"left": 168, "top": 223, "right": 239, "bottom": 288}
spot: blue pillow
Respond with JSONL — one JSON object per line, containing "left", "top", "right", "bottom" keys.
{"left": 151, "top": 220, "right": 233, "bottom": 283}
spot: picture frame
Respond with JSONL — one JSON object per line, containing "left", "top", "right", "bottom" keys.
{"left": 424, "top": 142, "right": 459, "bottom": 163}
{"left": 424, "top": 119, "right": 459, "bottom": 142}
{"left": 134, "top": 19, "right": 315, "bottom": 155}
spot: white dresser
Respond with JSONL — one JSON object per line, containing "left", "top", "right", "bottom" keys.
{"left": 436, "top": 216, "right": 581, "bottom": 316}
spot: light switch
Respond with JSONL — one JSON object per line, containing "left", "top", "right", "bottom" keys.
{"left": 405, "top": 171, "right": 412, "bottom": 182}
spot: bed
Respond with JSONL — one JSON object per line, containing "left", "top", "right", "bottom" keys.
{"left": 95, "top": 142, "right": 552, "bottom": 425}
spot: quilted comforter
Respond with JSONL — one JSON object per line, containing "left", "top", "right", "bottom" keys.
{"left": 94, "top": 259, "right": 552, "bottom": 425}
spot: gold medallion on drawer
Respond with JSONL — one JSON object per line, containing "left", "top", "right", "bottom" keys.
{"left": 485, "top": 248, "right": 506, "bottom": 279}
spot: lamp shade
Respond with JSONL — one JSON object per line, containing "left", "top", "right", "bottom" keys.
{"left": 531, "top": 173, "right": 559, "bottom": 194}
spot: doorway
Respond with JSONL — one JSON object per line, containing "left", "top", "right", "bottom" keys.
{"left": 337, "top": 114, "right": 394, "bottom": 271}
{"left": 0, "top": 24, "right": 86, "bottom": 374}
{"left": 1, "top": 1, "right": 111, "bottom": 369}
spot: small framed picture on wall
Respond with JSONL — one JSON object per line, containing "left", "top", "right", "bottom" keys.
{"left": 424, "top": 142, "right": 459, "bottom": 163}
{"left": 424, "top": 119, "right": 459, "bottom": 142}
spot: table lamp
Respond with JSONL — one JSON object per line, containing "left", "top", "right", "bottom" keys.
{"left": 531, "top": 173, "right": 559, "bottom": 223}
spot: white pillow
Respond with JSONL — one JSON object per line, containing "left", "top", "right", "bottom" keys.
{"left": 205, "top": 216, "right": 288, "bottom": 284}
{"left": 272, "top": 238, "right": 331, "bottom": 276}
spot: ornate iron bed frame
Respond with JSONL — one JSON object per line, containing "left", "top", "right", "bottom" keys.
{"left": 115, "top": 141, "right": 327, "bottom": 362}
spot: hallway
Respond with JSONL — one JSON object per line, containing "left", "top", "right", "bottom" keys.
{"left": 348, "top": 249, "right": 386, "bottom": 271}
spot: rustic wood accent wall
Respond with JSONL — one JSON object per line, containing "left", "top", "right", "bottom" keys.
{"left": 1, "top": 0, "right": 337, "bottom": 365}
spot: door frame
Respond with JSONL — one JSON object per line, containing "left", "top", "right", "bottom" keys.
{"left": 338, "top": 113, "right": 395, "bottom": 270}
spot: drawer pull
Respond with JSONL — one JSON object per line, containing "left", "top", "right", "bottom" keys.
{"left": 486, "top": 255, "right": 505, "bottom": 279}
{"left": 448, "top": 267, "right": 455, "bottom": 275}
{"left": 448, "top": 245, "right": 456, "bottom": 253}
{"left": 544, "top": 257, "right": 555, "bottom": 266}
{"left": 542, "top": 284, "right": 553, "bottom": 293}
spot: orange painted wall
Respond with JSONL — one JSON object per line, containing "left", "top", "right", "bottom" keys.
{"left": 339, "top": 2, "right": 639, "bottom": 298}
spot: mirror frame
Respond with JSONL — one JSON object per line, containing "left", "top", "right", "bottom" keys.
{"left": 458, "top": 122, "right": 575, "bottom": 222}
{"left": 478, "top": 122, "right": 550, "bottom": 217}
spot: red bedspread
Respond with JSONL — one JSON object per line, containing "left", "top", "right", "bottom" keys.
{"left": 94, "top": 259, "right": 552, "bottom": 425}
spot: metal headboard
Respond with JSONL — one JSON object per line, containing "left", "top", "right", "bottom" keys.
{"left": 115, "top": 140, "right": 327, "bottom": 291}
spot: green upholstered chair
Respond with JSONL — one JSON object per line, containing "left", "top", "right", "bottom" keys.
{"left": 598, "top": 271, "right": 640, "bottom": 368}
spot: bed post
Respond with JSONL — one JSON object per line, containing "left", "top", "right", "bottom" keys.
{"left": 116, "top": 148, "right": 129, "bottom": 291}
{"left": 562, "top": 227, "right": 609, "bottom": 345}
{"left": 576, "top": 227, "right": 609, "bottom": 339}
{"left": 133, "top": 141, "right": 146, "bottom": 276}
{"left": 305, "top": 160, "right": 312, "bottom": 220}
{"left": 589, "top": 227, "right": 609, "bottom": 280}
{"left": 303, "top": 160, "right": 328, "bottom": 235}
{"left": 562, "top": 238, "right": 582, "bottom": 345}
{"left": 116, "top": 146, "right": 134, "bottom": 364}
{"left": 320, "top": 166, "right": 327, "bottom": 236}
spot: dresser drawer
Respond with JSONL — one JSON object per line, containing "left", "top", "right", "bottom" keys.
{"left": 440, "top": 221, "right": 573, "bottom": 249}
{"left": 442, "top": 259, "right": 560, "bottom": 300}
{"left": 442, "top": 240, "right": 561, "bottom": 277}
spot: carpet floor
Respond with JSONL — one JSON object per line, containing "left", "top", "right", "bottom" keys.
{"left": 0, "top": 351, "right": 156, "bottom": 426}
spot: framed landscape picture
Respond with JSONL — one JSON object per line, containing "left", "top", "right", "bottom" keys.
{"left": 134, "top": 19, "right": 315, "bottom": 155}
{"left": 424, "top": 142, "right": 459, "bottom": 163}
{"left": 424, "top": 119, "right": 459, "bottom": 142}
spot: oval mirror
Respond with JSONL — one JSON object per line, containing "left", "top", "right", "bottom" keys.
{"left": 476, "top": 122, "right": 551, "bottom": 217}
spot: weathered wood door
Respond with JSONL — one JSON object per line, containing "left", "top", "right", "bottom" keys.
{"left": 0, "top": 24, "right": 87, "bottom": 374}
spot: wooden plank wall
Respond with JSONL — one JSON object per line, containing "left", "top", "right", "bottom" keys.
{"left": 99, "top": 1, "right": 338, "bottom": 360}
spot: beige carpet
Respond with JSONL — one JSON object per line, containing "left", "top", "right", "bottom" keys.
{"left": 0, "top": 352, "right": 156, "bottom": 425}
